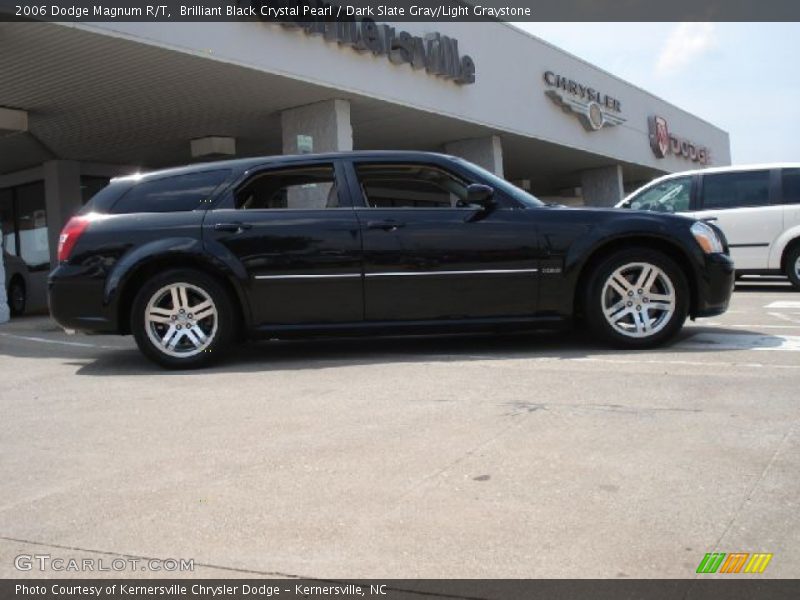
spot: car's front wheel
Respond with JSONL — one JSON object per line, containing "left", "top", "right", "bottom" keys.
{"left": 131, "top": 269, "right": 236, "bottom": 368}
{"left": 584, "top": 248, "right": 689, "bottom": 348}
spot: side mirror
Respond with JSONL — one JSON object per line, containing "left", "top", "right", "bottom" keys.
{"left": 466, "top": 183, "right": 495, "bottom": 210}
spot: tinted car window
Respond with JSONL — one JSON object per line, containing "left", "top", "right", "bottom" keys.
{"left": 356, "top": 164, "right": 469, "bottom": 208}
{"left": 628, "top": 177, "right": 692, "bottom": 213}
{"left": 235, "top": 165, "right": 339, "bottom": 210}
{"left": 701, "top": 171, "right": 770, "bottom": 210}
{"left": 782, "top": 168, "right": 800, "bottom": 204}
{"left": 111, "top": 170, "right": 230, "bottom": 214}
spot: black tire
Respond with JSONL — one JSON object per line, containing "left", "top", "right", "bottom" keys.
{"left": 786, "top": 245, "right": 800, "bottom": 290}
{"left": 8, "top": 277, "right": 26, "bottom": 316}
{"left": 131, "top": 268, "right": 236, "bottom": 369}
{"left": 583, "top": 248, "right": 689, "bottom": 349}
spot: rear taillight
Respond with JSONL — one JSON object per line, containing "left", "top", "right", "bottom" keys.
{"left": 57, "top": 216, "right": 91, "bottom": 262}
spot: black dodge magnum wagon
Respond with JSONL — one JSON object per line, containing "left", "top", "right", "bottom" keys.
{"left": 49, "top": 151, "right": 734, "bottom": 368}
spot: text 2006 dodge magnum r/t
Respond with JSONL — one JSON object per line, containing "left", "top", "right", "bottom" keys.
{"left": 49, "top": 152, "right": 734, "bottom": 368}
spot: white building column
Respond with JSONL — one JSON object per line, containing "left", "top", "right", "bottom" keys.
{"left": 580, "top": 165, "right": 624, "bottom": 207}
{"left": 44, "top": 160, "right": 82, "bottom": 267}
{"left": 0, "top": 231, "right": 8, "bottom": 323}
{"left": 281, "top": 99, "right": 353, "bottom": 154}
{"left": 444, "top": 135, "right": 504, "bottom": 177}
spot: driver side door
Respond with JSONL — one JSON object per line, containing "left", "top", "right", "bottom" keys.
{"left": 347, "top": 160, "right": 540, "bottom": 322}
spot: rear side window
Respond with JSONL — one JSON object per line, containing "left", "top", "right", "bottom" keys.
{"left": 701, "top": 171, "right": 770, "bottom": 210}
{"left": 235, "top": 165, "right": 339, "bottom": 210}
{"left": 782, "top": 169, "right": 800, "bottom": 204}
{"left": 111, "top": 170, "right": 230, "bottom": 214}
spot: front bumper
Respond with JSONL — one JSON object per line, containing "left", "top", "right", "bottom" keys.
{"left": 48, "top": 264, "right": 119, "bottom": 334}
{"left": 693, "top": 252, "right": 735, "bottom": 318}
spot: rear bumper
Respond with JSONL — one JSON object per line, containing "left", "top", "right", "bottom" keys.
{"left": 693, "top": 253, "right": 735, "bottom": 318}
{"left": 48, "top": 264, "right": 119, "bottom": 334}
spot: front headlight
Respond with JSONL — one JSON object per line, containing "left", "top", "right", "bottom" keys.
{"left": 691, "top": 221, "right": 724, "bottom": 254}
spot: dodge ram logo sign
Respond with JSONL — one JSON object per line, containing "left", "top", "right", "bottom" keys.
{"left": 649, "top": 115, "right": 710, "bottom": 164}
{"left": 651, "top": 116, "right": 670, "bottom": 158}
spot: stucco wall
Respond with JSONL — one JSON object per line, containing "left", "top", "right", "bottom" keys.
{"left": 75, "top": 21, "right": 731, "bottom": 172}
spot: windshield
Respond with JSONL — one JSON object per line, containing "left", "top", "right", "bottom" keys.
{"left": 456, "top": 158, "right": 544, "bottom": 208}
{"left": 623, "top": 176, "right": 692, "bottom": 213}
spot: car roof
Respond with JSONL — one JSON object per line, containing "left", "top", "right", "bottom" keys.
{"left": 111, "top": 151, "right": 456, "bottom": 183}
{"left": 650, "top": 162, "right": 800, "bottom": 180}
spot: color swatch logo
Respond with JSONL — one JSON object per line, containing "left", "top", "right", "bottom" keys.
{"left": 696, "top": 553, "right": 773, "bottom": 574}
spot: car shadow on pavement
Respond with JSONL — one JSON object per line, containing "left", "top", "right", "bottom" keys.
{"left": 42, "top": 324, "right": 784, "bottom": 377}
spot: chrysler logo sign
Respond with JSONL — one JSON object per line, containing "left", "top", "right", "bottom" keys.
{"left": 649, "top": 116, "right": 710, "bottom": 164}
{"left": 543, "top": 71, "right": 625, "bottom": 131}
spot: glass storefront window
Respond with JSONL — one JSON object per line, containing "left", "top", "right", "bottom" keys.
{"left": 1, "top": 181, "right": 49, "bottom": 271}
{"left": 15, "top": 182, "right": 49, "bottom": 270}
{"left": 0, "top": 188, "right": 17, "bottom": 256}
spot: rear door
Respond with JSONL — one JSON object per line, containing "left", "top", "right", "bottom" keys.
{"left": 692, "top": 169, "right": 780, "bottom": 270}
{"left": 347, "top": 160, "right": 540, "bottom": 322}
{"left": 203, "top": 160, "right": 363, "bottom": 326}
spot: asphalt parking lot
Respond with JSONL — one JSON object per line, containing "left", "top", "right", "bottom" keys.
{"left": 1, "top": 279, "right": 798, "bottom": 579}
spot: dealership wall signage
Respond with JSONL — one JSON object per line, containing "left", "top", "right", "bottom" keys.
{"left": 649, "top": 116, "right": 710, "bottom": 164}
{"left": 543, "top": 71, "right": 625, "bottom": 131}
{"left": 256, "top": 0, "right": 476, "bottom": 85}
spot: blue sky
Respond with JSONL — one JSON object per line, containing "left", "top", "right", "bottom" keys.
{"left": 513, "top": 23, "right": 800, "bottom": 165}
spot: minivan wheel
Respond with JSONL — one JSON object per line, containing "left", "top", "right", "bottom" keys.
{"left": 8, "top": 277, "right": 26, "bottom": 316}
{"left": 584, "top": 248, "right": 689, "bottom": 348}
{"left": 131, "top": 269, "right": 235, "bottom": 368}
{"left": 786, "top": 246, "right": 800, "bottom": 290}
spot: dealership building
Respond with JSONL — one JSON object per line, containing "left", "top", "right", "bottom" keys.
{"left": 0, "top": 17, "right": 731, "bottom": 320}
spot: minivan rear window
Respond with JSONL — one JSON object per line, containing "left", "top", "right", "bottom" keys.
{"left": 701, "top": 170, "right": 770, "bottom": 210}
{"left": 110, "top": 170, "right": 230, "bottom": 214}
{"left": 782, "top": 169, "right": 800, "bottom": 205}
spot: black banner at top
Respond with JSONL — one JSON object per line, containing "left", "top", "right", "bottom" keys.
{"left": 1, "top": 0, "right": 800, "bottom": 22}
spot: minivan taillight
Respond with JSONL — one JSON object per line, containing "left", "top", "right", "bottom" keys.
{"left": 57, "top": 216, "right": 91, "bottom": 262}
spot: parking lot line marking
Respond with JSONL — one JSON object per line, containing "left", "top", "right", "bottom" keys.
{"left": 0, "top": 332, "right": 118, "bottom": 350}
{"left": 765, "top": 301, "right": 800, "bottom": 309}
{"left": 679, "top": 333, "right": 800, "bottom": 352}
{"left": 703, "top": 323, "right": 800, "bottom": 329}
{"left": 456, "top": 355, "right": 800, "bottom": 370}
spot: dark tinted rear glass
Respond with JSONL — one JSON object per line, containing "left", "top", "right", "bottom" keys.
{"left": 78, "top": 181, "right": 133, "bottom": 215}
{"left": 110, "top": 170, "right": 230, "bottom": 214}
{"left": 782, "top": 169, "right": 800, "bottom": 204}
{"left": 701, "top": 170, "right": 770, "bottom": 210}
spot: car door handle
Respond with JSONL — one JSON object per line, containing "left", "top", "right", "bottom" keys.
{"left": 366, "top": 220, "right": 405, "bottom": 231}
{"left": 213, "top": 222, "right": 253, "bottom": 232}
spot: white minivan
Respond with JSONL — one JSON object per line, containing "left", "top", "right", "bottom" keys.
{"left": 617, "top": 164, "right": 800, "bottom": 289}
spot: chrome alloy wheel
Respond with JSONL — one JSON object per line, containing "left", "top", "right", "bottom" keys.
{"left": 144, "top": 283, "right": 218, "bottom": 358}
{"left": 601, "top": 262, "right": 676, "bottom": 339}
{"left": 795, "top": 255, "right": 800, "bottom": 280}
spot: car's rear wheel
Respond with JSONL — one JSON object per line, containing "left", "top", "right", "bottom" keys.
{"left": 786, "top": 245, "right": 800, "bottom": 290}
{"left": 584, "top": 248, "right": 689, "bottom": 348}
{"left": 8, "top": 277, "right": 26, "bottom": 316}
{"left": 131, "top": 269, "right": 235, "bottom": 368}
